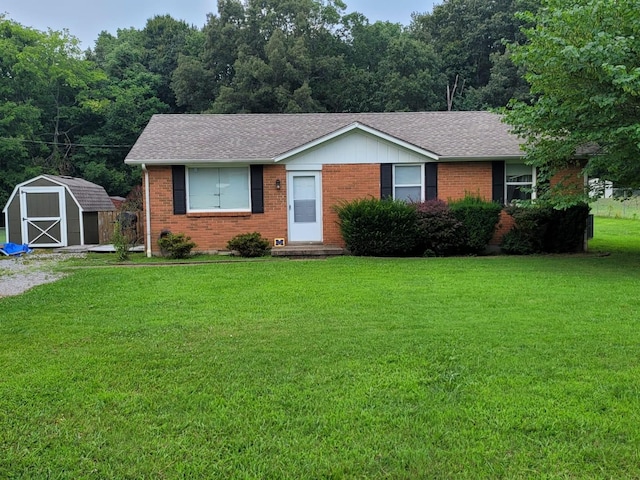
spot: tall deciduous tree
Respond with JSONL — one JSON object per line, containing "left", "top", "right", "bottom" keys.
{"left": 0, "top": 16, "right": 107, "bottom": 205}
{"left": 411, "top": 0, "right": 538, "bottom": 110}
{"left": 504, "top": 0, "right": 640, "bottom": 191}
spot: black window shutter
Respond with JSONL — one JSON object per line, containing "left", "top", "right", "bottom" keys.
{"left": 250, "top": 165, "right": 264, "bottom": 214}
{"left": 492, "top": 161, "right": 505, "bottom": 204}
{"left": 380, "top": 164, "right": 393, "bottom": 199}
{"left": 172, "top": 165, "right": 187, "bottom": 215}
{"left": 425, "top": 163, "right": 438, "bottom": 201}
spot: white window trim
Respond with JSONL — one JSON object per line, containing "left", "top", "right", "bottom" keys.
{"left": 505, "top": 164, "right": 537, "bottom": 203}
{"left": 186, "top": 166, "right": 252, "bottom": 213}
{"left": 393, "top": 163, "right": 425, "bottom": 202}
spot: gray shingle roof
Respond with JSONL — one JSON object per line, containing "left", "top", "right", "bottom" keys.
{"left": 44, "top": 175, "right": 116, "bottom": 212}
{"left": 125, "top": 111, "right": 524, "bottom": 164}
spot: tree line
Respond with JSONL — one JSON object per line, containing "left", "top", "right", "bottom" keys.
{"left": 3, "top": 0, "right": 637, "bottom": 210}
{"left": 0, "top": 0, "right": 536, "bottom": 206}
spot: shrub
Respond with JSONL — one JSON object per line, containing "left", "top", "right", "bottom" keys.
{"left": 449, "top": 195, "right": 502, "bottom": 254}
{"left": 414, "top": 200, "right": 465, "bottom": 256}
{"left": 501, "top": 202, "right": 590, "bottom": 254}
{"left": 335, "top": 198, "right": 419, "bottom": 256}
{"left": 112, "top": 221, "right": 131, "bottom": 261}
{"left": 544, "top": 203, "right": 590, "bottom": 253}
{"left": 157, "top": 232, "right": 196, "bottom": 259}
{"left": 227, "top": 232, "right": 270, "bottom": 258}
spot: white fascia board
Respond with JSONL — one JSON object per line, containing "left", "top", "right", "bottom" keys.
{"left": 125, "top": 158, "right": 274, "bottom": 166}
{"left": 274, "top": 122, "right": 439, "bottom": 162}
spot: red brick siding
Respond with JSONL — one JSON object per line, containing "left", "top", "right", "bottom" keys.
{"left": 322, "top": 164, "right": 380, "bottom": 246}
{"left": 438, "top": 162, "right": 493, "bottom": 202}
{"left": 146, "top": 165, "right": 288, "bottom": 253}
{"left": 143, "top": 162, "right": 583, "bottom": 253}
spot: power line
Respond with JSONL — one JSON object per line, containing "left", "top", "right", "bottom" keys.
{"left": 0, "top": 136, "right": 133, "bottom": 149}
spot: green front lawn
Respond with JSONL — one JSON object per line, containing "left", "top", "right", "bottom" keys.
{"left": 1, "top": 218, "right": 640, "bottom": 478}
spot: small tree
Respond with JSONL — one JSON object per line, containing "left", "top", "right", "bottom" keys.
{"left": 111, "top": 221, "right": 132, "bottom": 261}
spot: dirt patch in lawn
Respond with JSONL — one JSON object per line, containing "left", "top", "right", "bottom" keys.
{"left": 0, "top": 253, "right": 85, "bottom": 298}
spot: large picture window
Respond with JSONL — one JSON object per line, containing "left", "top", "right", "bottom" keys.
{"left": 187, "top": 167, "right": 250, "bottom": 211}
{"left": 394, "top": 164, "right": 424, "bottom": 202}
{"left": 506, "top": 164, "right": 535, "bottom": 203}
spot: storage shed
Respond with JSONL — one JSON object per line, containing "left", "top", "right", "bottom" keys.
{"left": 2, "top": 175, "right": 116, "bottom": 247}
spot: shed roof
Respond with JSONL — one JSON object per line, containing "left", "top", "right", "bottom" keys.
{"left": 43, "top": 175, "right": 116, "bottom": 212}
{"left": 125, "top": 111, "right": 524, "bottom": 164}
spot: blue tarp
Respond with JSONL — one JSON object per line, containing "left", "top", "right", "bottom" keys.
{"left": 0, "top": 243, "right": 33, "bottom": 256}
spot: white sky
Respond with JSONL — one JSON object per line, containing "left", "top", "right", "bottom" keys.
{"left": 2, "top": 0, "right": 438, "bottom": 48}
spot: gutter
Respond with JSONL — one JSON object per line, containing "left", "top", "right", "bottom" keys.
{"left": 141, "top": 164, "right": 152, "bottom": 258}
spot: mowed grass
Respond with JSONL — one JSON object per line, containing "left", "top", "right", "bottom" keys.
{"left": 1, "top": 219, "right": 640, "bottom": 478}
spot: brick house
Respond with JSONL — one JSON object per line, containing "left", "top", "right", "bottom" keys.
{"left": 125, "top": 112, "right": 584, "bottom": 256}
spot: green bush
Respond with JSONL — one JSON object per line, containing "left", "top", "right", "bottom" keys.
{"left": 501, "top": 202, "right": 590, "bottom": 254}
{"left": 158, "top": 232, "right": 196, "bottom": 259}
{"left": 112, "top": 221, "right": 132, "bottom": 261}
{"left": 335, "top": 198, "right": 419, "bottom": 256}
{"left": 544, "top": 203, "right": 590, "bottom": 253}
{"left": 414, "top": 200, "right": 465, "bottom": 256}
{"left": 227, "top": 232, "right": 270, "bottom": 258}
{"left": 449, "top": 195, "right": 503, "bottom": 254}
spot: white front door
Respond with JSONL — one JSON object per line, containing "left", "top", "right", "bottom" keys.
{"left": 287, "top": 171, "right": 322, "bottom": 243}
{"left": 20, "top": 186, "right": 67, "bottom": 247}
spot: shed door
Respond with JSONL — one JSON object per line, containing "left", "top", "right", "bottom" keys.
{"left": 20, "top": 186, "right": 67, "bottom": 247}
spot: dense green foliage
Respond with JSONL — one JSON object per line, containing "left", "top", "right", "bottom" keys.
{"left": 1, "top": 219, "right": 640, "bottom": 477}
{"left": 1, "top": 0, "right": 537, "bottom": 206}
{"left": 337, "top": 197, "right": 503, "bottom": 256}
{"left": 505, "top": 0, "right": 640, "bottom": 191}
{"left": 227, "top": 232, "right": 271, "bottom": 257}
{"left": 449, "top": 195, "right": 503, "bottom": 254}
{"left": 157, "top": 232, "right": 196, "bottom": 259}
{"left": 501, "top": 202, "right": 590, "bottom": 254}
{"left": 335, "top": 198, "right": 419, "bottom": 256}
{"left": 414, "top": 199, "right": 465, "bottom": 256}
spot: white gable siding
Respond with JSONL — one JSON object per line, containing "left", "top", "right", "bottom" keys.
{"left": 283, "top": 131, "right": 429, "bottom": 166}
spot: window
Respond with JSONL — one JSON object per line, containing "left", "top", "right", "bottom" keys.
{"left": 506, "top": 164, "right": 535, "bottom": 202}
{"left": 394, "top": 164, "right": 424, "bottom": 202}
{"left": 187, "top": 167, "right": 250, "bottom": 211}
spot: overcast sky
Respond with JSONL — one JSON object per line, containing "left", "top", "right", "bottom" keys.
{"left": 2, "top": 0, "right": 439, "bottom": 49}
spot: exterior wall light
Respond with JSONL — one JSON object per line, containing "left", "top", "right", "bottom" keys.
{"left": 275, "top": 179, "right": 281, "bottom": 190}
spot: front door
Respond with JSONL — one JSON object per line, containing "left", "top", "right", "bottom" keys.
{"left": 20, "top": 186, "right": 67, "bottom": 247}
{"left": 287, "top": 171, "right": 322, "bottom": 243}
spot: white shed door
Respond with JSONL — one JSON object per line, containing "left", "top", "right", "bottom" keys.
{"left": 20, "top": 186, "right": 67, "bottom": 247}
{"left": 287, "top": 171, "right": 322, "bottom": 243}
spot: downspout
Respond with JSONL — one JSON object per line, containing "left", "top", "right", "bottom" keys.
{"left": 141, "top": 164, "right": 152, "bottom": 258}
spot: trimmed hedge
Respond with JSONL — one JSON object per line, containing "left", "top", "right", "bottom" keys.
{"left": 501, "top": 202, "right": 590, "bottom": 254}
{"left": 415, "top": 200, "right": 465, "bottom": 256}
{"left": 449, "top": 195, "right": 503, "bottom": 254}
{"left": 227, "top": 232, "right": 270, "bottom": 257}
{"left": 158, "top": 232, "right": 196, "bottom": 259}
{"left": 335, "top": 198, "right": 419, "bottom": 256}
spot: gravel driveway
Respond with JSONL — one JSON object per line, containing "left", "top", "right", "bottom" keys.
{"left": 0, "top": 253, "right": 84, "bottom": 297}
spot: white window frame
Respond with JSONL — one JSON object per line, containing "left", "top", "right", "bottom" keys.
{"left": 505, "top": 163, "right": 537, "bottom": 203}
{"left": 186, "top": 166, "right": 251, "bottom": 213}
{"left": 393, "top": 164, "right": 425, "bottom": 202}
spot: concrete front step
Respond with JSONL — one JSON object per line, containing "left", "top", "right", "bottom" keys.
{"left": 271, "top": 244, "right": 345, "bottom": 258}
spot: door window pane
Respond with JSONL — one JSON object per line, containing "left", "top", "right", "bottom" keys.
{"left": 293, "top": 176, "right": 316, "bottom": 223}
